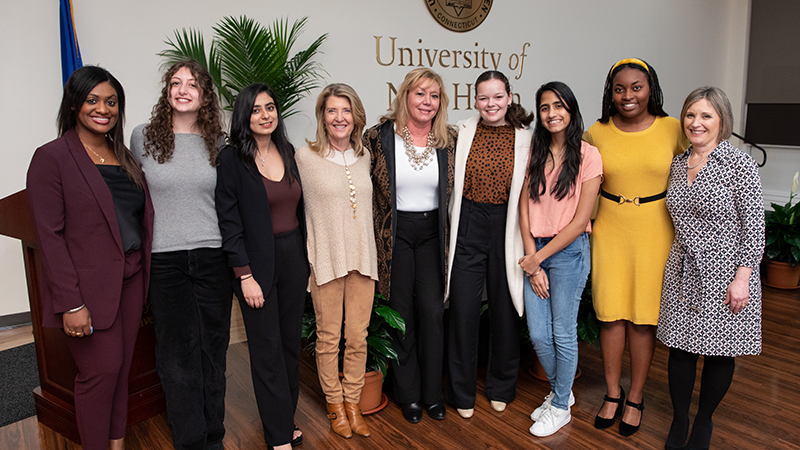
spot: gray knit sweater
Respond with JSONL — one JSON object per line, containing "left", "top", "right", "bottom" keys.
{"left": 131, "top": 123, "right": 222, "bottom": 253}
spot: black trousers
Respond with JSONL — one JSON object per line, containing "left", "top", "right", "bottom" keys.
{"left": 447, "top": 199, "right": 521, "bottom": 409}
{"left": 389, "top": 210, "right": 445, "bottom": 405}
{"left": 239, "top": 227, "right": 308, "bottom": 447}
{"left": 149, "top": 247, "right": 233, "bottom": 450}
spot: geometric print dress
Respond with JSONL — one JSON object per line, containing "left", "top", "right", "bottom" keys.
{"left": 657, "top": 140, "right": 765, "bottom": 357}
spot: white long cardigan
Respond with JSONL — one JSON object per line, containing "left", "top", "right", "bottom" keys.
{"left": 444, "top": 115, "right": 532, "bottom": 317}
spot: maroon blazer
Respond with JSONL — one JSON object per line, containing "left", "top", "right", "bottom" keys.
{"left": 26, "top": 129, "right": 154, "bottom": 329}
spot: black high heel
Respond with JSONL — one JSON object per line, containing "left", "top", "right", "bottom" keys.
{"left": 619, "top": 399, "right": 645, "bottom": 436}
{"left": 291, "top": 425, "right": 303, "bottom": 446}
{"left": 594, "top": 386, "right": 625, "bottom": 429}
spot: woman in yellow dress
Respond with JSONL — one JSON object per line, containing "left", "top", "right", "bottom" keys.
{"left": 584, "top": 58, "right": 686, "bottom": 436}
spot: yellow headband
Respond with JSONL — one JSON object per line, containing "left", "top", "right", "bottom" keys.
{"left": 610, "top": 58, "right": 649, "bottom": 74}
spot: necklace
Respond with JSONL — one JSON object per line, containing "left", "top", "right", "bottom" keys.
{"left": 403, "top": 126, "right": 435, "bottom": 171}
{"left": 688, "top": 153, "right": 709, "bottom": 169}
{"left": 256, "top": 143, "right": 270, "bottom": 166}
{"left": 340, "top": 150, "right": 357, "bottom": 219}
{"left": 83, "top": 142, "right": 106, "bottom": 163}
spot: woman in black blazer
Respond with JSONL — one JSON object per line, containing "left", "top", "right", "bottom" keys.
{"left": 215, "top": 83, "right": 306, "bottom": 450}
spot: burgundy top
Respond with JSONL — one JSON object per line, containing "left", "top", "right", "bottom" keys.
{"left": 263, "top": 174, "right": 301, "bottom": 234}
{"left": 234, "top": 174, "right": 301, "bottom": 279}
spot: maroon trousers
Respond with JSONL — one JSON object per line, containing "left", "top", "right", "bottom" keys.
{"left": 66, "top": 249, "right": 144, "bottom": 450}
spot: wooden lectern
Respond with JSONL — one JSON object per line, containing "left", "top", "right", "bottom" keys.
{"left": 0, "top": 189, "right": 165, "bottom": 444}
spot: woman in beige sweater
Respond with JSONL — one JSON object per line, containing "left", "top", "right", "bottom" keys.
{"left": 295, "top": 83, "right": 377, "bottom": 440}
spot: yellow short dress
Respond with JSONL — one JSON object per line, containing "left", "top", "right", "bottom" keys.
{"left": 585, "top": 116, "right": 686, "bottom": 325}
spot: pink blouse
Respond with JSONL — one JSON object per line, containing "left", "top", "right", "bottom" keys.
{"left": 526, "top": 141, "right": 602, "bottom": 237}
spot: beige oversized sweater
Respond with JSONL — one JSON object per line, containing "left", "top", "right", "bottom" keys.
{"left": 295, "top": 146, "right": 378, "bottom": 286}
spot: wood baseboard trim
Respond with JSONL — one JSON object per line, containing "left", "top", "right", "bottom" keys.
{"left": 0, "top": 311, "right": 31, "bottom": 330}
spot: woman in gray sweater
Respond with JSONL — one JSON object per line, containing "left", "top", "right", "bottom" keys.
{"left": 131, "top": 60, "right": 232, "bottom": 450}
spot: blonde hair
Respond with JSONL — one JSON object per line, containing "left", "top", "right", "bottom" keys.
{"left": 680, "top": 86, "right": 734, "bottom": 142}
{"left": 380, "top": 68, "right": 451, "bottom": 148}
{"left": 307, "top": 83, "right": 367, "bottom": 157}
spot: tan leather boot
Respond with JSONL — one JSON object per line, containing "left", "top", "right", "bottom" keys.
{"left": 328, "top": 403, "right": 353, "bottom": 439}
{"left": 327, "top": 402, "right": 353, "bottom": 439}
{"left": 344, "top": 401, "right": 371, "bottom": 437}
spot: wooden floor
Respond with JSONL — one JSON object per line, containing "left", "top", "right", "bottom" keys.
{"left": 1, "top": 286, "right": 798, "bottom": 449}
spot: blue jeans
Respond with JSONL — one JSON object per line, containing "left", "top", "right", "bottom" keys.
{"left": 524, "top": 233, "right": 590, "bottom": 410}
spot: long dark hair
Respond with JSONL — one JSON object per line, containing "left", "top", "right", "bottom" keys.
{"left": 598, "top": 58, "right": 668, "bottom": 123}
{"left": 142, "top": 60, "right": 226, "bottom": 165}
{"left": 228, "top": 83, "right": 297, "bottom": 183}
{"left": 474, "top": 70, "right": 533, "bottom": 129}
{"left": 57, "top": 65, "right": 143, "bottom": 187}
{"left": 527, "top": 82, "right": 584, "bottom": 202}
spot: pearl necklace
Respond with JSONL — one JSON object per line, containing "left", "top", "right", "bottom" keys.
{"left": 688, "top": 153, "right": 709, "bottom": 169}
{"left": 402, "top": 126, "right": 435, "bottom": 171}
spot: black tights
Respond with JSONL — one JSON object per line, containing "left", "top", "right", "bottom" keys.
{"left": 666, "top": 347, "right": 735, "bottom": 449}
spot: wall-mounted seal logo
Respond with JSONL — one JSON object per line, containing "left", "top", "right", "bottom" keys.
{"left": 425, "top": 0, "right": 493, "bottom": 33}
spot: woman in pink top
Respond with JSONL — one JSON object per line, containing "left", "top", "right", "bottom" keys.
{"left": 519, "top": 82, "right": 602, "bottom": 437}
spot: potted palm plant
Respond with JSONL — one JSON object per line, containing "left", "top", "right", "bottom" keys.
{"left": 159, "top": 15, "right": 327, "bottom": 116}
{"left": 302, "top": 293, "right": 405, "bottom": 414}
{"left": 763, "top": 171, "right": 800, "bottom": 289}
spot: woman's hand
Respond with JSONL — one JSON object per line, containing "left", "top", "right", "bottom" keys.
{"left": 724, "top": 269, "right": 751, "bottom": 314}
{"left": 518, "top": 254, "right": 541, "bottom": 277}
{"left": 529, "top": 270, "right": 550, "bottom": 299}
{"left": 241, "top": 277, "right": 265, "bottom": 309}
{"left": 63, "top": 307, "right": 92, "bottom": 337}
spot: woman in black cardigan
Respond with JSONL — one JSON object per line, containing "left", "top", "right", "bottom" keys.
{"left": 215, "top": 83, "right": 306, "bottom": 450}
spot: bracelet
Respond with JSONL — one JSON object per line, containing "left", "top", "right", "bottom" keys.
{"left": 66, "top": 304, "right": 86, "bottom": 314}
{"left": 532, "top": 268, "right": 542, "bottom": 276}
{"left": 240, "top": 274, "right": 253, "bottom": 281}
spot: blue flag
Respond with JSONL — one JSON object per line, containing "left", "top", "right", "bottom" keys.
{"left": 59, "top": 0, "right": 83, "bottom": 85}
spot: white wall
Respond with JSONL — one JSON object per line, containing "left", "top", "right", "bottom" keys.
{"left": 0, "top": 0, "right": 758, "bottom": 316}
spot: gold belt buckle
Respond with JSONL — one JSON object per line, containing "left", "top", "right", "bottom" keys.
{"left": 617, "top": 195, "right": 641, "bottom": 206}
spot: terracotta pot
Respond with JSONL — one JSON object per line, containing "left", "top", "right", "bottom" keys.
{"left": 338, "top": 370, "right": 389, "bottom": 415}
{"left": 763, "top": 259, "right": 800, "bottom": 289}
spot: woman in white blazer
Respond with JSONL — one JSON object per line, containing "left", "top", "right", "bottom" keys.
{"left": 446, "top": 70, "right": 532, "bottom": 418}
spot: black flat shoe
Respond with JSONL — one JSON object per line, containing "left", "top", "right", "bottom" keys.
{"left": 426, "top": 400, "right": 446, "bottom": 420}
{"left": 402, "top": 402, "right": 423, "bottom": 424}
{"left": 665, "top": 444, "right": 686, "bottom": 450}
{"left": 619, "top": 399, "right": 645, "bottom": 436}
{"left": 594, "top": 386, "right": 625, "bottom": 429}
{"left": 292, "top": 425, "right": 303, "bottom": 447}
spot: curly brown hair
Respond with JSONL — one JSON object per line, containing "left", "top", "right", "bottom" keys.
{"left": 142, "top": 60, "right": 226, "bottom": 166}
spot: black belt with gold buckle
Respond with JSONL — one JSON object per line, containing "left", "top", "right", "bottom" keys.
{"left": 600, "top": 189, "right": 667, "bottom": 206}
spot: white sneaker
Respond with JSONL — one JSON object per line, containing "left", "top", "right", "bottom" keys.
{"left": 529, "top": 406, "right": 571, "bottom": 437}
{"left": 530, "top": 390, "right": 575, "bottom": 421}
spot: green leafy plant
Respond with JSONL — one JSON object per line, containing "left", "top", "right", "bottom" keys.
{"left": 765, "top": 171, "right": 800, "bottom": 265}
{"left": 302, "top": 293, "right": 406, "bottom": 380}
{"left": 159, "top": 15, "right": 327, "bottom": 116}
{"left": 577, "top": 272, "right": 600, "bottom": 347}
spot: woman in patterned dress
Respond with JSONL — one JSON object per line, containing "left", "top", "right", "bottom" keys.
{"left": 658, "top": 87, "right": 764, "bottom": 450}
{"left": 584, "top": 58, "right": 686, "bottom": 436}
